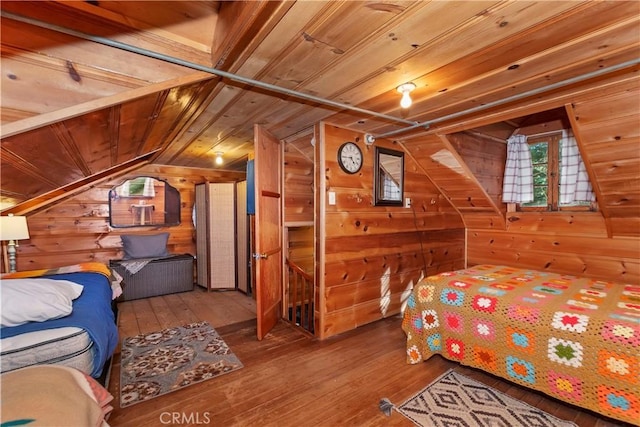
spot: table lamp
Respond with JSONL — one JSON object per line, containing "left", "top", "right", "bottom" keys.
{"left": 0, "top": 214, "right": 30, "bottom": 273}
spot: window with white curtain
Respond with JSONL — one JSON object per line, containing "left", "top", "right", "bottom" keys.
{"left": 511, "top": 130, "right": 595, "bottom": 211}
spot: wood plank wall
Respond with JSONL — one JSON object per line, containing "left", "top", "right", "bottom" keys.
{"left": 465, "top": 81, "right": 640, "bottom": 284}
{"left": 284, "top": 137, "right": 314, "bottom": 225}
{"left": 286, "top": 226, "right": 313, "bottom": 275}
{"left": 447, "top": 132, "right": 506, "bottom": 211}
{"left": 8, "top": 164, "right": 245, "bottom": 272}
{"left": 283, "top": 135, "right": 314, "bottom": 273}
{"left": 401, "top": 133, "right": 505, "bottom": 230}
{"left": 317, "top": 123, "right": 465, "bottom": 339}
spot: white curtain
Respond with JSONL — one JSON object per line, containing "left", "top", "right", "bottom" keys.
{"left": 560, "top": 129, "right": 594, "bottom": 203}
{"left": 502, "top": 134, "right": 533, "bottom": 203}
{"left": 142, "top": 177, "right": 156, "bottom": 197}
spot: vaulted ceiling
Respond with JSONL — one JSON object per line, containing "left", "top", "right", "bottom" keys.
{"left": 1, "top": 1, "right": 638, "bottom": 209}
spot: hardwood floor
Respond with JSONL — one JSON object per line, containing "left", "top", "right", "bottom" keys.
{"left": 106, "top": 288, "right": 629, "bottom": 427}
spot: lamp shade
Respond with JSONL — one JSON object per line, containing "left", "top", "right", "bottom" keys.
{"left": 0, "top": 215, "right": 30, "bottom": 241}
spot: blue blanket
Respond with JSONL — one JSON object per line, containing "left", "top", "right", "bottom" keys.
{"left": 1, "top": 272, "right": 118, "bottom": 378}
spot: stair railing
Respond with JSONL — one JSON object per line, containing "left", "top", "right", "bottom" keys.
{"left": 285, "top": 258, "right": 314, "bottom": 335}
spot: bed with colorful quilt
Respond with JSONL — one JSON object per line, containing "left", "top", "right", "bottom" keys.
{"left": 402, "top": 264, "right": 639, "bottom": 425}
{"left": 1, "top": 262, "right": 120, "bottom": 379}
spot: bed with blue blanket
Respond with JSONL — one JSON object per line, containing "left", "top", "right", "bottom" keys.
{"left": 1, "top": 263, "right": 119, "bottom": 379}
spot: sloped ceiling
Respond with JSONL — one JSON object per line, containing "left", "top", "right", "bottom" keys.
{"left": 1, "top": 1, "right": 638, "bottom": 209}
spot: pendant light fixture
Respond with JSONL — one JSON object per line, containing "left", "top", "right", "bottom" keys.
{"left": 397, "top": 82, "right": 416, "bottom": 108}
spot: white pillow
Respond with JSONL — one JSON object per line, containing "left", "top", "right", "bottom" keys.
{"left": 1, "top": 278, "right": 84, "bottom": 327}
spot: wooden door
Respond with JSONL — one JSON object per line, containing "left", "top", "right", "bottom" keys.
{"left": 254, "top": 125, "right": 283, "bottom": 340}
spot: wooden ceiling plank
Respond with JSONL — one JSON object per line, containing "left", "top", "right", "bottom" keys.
{"left": 137, "top": 90, "right": 170, "bottom": 157}
{"left": 0, "top": 71, "right": 213, "bottom": 139}
{"left": 2, "top": 152, "right": 156, "bottom": 216}
{"left": 108, "top": 105, "right": 121, "bottom": 168}
{"left": 59, "top": 0, "right": 219, "bottom": 54}
{"left": 296, "top": 0, "right": 581, "bottom": 118}
{"left": 212, "top": 0, "right": 291, "bottom": 69}
{"left": 328, "top": 1, "right": 637, "bottom": 132}
{"left": 400, "top": 71, "right": 640, "bottom": 138}
{"left": 50, "top": 122, "right": 92, "bottom": 176}
{"left": 341, "top": 40, "right": 639, "bottom": 136}
{"left": 1, "top": 15, "right": 204, "bottom": 90}
{"left": 0, "top": 149, "right": 61, "bottom": 189}
{"left": 1, "top": 1, "right": 214, "bottom": 66}
{"left": 0, "top": 45, "right": 149, "bottom": 89}
{"left": 209, "top": 2, "right": 430, "bottom": 144}
{"left": 159, "top": 1, "right": 342, "bottom": 168}
{"left": 148, "top": 80, "right": 223, "bottom": 164}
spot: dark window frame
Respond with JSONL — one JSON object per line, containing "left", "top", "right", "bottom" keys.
{"left": 518, "top": 132, "right": 596, "bottom": 212}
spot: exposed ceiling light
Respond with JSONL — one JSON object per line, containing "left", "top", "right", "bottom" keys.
{"left": 215, "top": 151, "right": 223, "bottom": 165}
{"left": 397, "top": 82, "right": 416, "bottom": 108}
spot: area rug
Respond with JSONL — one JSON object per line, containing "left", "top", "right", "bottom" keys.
{"left": 120, "top": 321, "right": 243, "bottom": 408}
{"left": 380, "top": 370, "right": 577, "bottom": 427}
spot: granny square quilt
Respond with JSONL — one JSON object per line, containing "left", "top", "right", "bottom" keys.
{"left": 402, "top": 265, "right": 640, "bottom": 425}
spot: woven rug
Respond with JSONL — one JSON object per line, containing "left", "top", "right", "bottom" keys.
{"left": 380, "top": 370, "right": 578, "bottom": 427}
{"left": 120, "top": 321, "right": 243, "bottom": 407}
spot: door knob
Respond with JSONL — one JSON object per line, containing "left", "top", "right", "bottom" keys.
{"left": 253, "top": 253, "right": 268, "bottom": 260}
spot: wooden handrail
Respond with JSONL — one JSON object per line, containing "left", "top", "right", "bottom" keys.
{"left": 285, "top": 258, "right": 314, "bottom": 335}
{"left": 286, "top": 258, "right": 312, "bottom": 281}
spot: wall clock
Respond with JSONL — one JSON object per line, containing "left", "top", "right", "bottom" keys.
{"left": 337, "top": 141, "right": 363, "bottom": 174}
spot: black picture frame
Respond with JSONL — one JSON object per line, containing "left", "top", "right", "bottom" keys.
{"left": 374, "top": 146, "right": 404, "bottom": 206}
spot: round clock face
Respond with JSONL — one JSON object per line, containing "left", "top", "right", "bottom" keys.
{"left": 337, "top": 142, "right": 363, "bottom": 174}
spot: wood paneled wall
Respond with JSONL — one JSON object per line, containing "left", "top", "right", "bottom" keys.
{"left": 283, "top": 134, "right": 315, "bottom": 275}
{"left": 447, "top": 132, "right": 506, "bottom": 211}
{"left": 284, "top": 136, "right": 314, "bottom": 225}
{"left": 316, "top": 123, "right": 465, "bottom": 339}
{"left": 468, "top": 215, "right": 639, "bottom": 284}
{"left": 464, "top": 80, "right": 640, "bottom": 284}
{"left": 461, "top": 79, "right": 640, "bottom": 284}
{"left": 568, "top": 80, "right": 640, "bottom": 238}
{"left": 286, "top": 226, "right": 313, "bottom": 275}
{"left": 401, "top": 133, "right": 506, "bottom": 231}
{"left": 7, "top": 164, "right": 245, "bottom": 272}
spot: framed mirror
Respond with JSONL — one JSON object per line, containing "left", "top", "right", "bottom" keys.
{"left": 109, "top": 176, "right": 181, "bottom": 228}
{"left": 374, "top": 147, "right": 404, "bottom": 206}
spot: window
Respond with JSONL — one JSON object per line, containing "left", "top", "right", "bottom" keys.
{"left": 381, "top": 170, "right": 401, "bottom": 200}
{"left": 520, "top": 132, "right": 594, "bottom": 211}
{"left": 116, "top": 177, "right": 156, "bottom": 198}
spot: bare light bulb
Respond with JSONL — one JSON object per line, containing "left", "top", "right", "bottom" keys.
{"left": 215, "top": 151, "right": 223, "bottom": 165}
{"left": 397, "top": 82, "right": 416, "bottom": 109}
{"left": 400, "top": 91, "right": 412, "bottom": 108}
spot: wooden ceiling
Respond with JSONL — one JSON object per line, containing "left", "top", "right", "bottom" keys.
{"left": 1, "top": 1, "right": 638, "bottom": 208}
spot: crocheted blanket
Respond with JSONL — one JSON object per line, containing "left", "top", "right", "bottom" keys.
{"left": 402, "top": 265, "right": 639, "bottom": 425}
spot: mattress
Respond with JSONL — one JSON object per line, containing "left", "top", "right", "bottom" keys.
{"left": 1, "top": 326, "right": 94, "bottom": 375}
{"left": 1, "top": 264, "right": 119, "bottom": 378}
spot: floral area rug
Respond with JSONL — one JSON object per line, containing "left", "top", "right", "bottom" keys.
{"left": 380, "top": 370, "right": 578, "bottom": 427}
{"left": 120, "top": 321, "right": 243, "bottom": 407}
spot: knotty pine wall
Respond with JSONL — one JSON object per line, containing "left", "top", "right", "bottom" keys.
{"left": 284, "top": 138, "right": 314, "bottom": 225}
{"left": 463, "top": 80, "right": 640, "bottom": 284}
{"left": 316, "top": 123, "right": 465, "bottom": 339}
{"left": 283, "top": 136, "right": 314, "bottom": 275}
{"left": 10, "top": 164, "right": 245, "bottom": 272}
